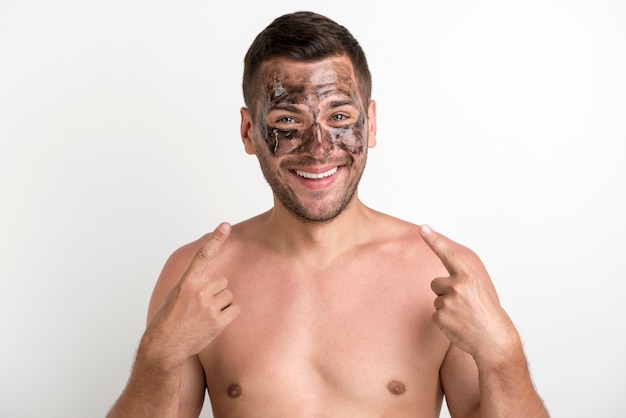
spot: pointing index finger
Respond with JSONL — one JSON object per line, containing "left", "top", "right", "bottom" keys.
{"left": 419, "top": 224, "right": 468, "bottom": 276}
{"left": 197, "top": 222, "right": 231, "bottom": 260}
{"left": 185, "top": 222, "right": 232, "bottom": 277}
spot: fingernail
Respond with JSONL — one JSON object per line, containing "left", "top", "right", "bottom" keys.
{"left": 420, "top": 224, "right": 433, "bottom": 236}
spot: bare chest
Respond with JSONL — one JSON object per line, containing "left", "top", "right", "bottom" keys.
{"left": 200, "top": 256, "right": 449, "bottom": 415}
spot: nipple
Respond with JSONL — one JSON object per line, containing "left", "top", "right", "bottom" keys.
{"left": 227, "top": 383, "right": 242, "bottom": 399}
{"left": 387, "top": 379, "right": 406, "bottom": 395}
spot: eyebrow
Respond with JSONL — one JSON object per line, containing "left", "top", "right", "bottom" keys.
{"left": 328, "top": 99, "right": 357, "bottom": 109}
{"left": 268, "top": 102, "right": 301, "bottom": 111}
{"left": 269, "top": 92, "right": 294, "bottom": 105}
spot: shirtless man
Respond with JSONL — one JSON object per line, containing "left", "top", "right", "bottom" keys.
{"left": 107, "top": 11, "right": 548, "bottom": 418}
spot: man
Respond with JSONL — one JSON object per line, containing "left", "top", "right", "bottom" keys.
{"left": 108, "top": 11, "right": 548, "bottom": 418}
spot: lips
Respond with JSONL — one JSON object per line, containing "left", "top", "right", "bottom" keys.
{"left": 294, "top": 166, "right": 339, "bottom": 179}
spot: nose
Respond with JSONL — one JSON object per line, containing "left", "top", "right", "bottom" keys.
{"left": 299, "top": 123, "right": 333, "bottom": 157}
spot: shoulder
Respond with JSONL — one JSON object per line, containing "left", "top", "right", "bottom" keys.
{"left": 366, "top": 211, "right": 489, "bottom": 279}
{"left": 361, "top": 212, "right": 445, "bottom": 276}
{"left": 145, "top": 233, "right": 211, "bottom": 322}
{"left": 147, "top": 216, "right": 266, "bottom": 319}
{"left": 166, "top": 236, "right": 207, "bottom": 271}
{"left": 363, "top": 211, "right": 430, "bottom": 256}
{"left": 364, "top": 210, "right": 421, "bottom": 244}
{"left": 158, "top": 214, "right": 267, "bottom": 279}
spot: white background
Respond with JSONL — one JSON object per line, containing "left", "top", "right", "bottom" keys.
{"left": 1, "top": 1, "right": 625, "bottom": 417}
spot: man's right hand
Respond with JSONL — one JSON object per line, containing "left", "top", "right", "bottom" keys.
{"left": 138, "top": 222, "right": 241, "bottom": 370}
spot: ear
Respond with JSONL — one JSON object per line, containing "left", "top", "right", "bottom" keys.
{"left": 366, "top": 100, "right": 377, "bottom": 148}
{"left": 240, "top": 107, "right": 257, "bottom": 155}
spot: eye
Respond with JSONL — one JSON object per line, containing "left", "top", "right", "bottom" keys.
{"left": 278, "top": 116, "right": 297, "bottom": 124}
{"left": 329, "top": 112, "right": 353, "bottom": 127}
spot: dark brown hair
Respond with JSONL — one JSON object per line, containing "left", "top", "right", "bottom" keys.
{"left": 242, "top": 11, "right": 372, "bottom": 117}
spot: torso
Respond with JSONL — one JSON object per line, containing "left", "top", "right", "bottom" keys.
{"left": 195, "top": 211, "right": 451, "bottom": 417}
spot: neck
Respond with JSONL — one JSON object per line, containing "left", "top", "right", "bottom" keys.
{"left": 261, "top": 193, "right": 374, "bottom": 265}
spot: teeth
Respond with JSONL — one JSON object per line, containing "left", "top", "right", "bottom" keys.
{"left": 295, "top": 167, "right": 338, "bottom": 179}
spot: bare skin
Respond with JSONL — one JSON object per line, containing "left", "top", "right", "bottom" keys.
{"left": 107, "top": 56, "right": 548, "bottom": 418}
{"left": 163, "top": 210, "right": 458, "bottom": 417}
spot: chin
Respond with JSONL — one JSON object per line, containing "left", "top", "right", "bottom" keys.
{"left": 285, "top": 197, "right": 354, "bottom": 224}
{"left": 293, "top": 211, "right": 341, "bottom": 224}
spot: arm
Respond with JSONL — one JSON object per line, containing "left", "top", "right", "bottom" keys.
{"left": 107, "top": 223, "right": 240, "bottom": 418}
{"left": 420, "top": 225, "right": 548, "bottom": 418}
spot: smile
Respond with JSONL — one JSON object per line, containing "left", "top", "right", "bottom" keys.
{"left": 295, "top": 167, "right": 339, "bottom": 179}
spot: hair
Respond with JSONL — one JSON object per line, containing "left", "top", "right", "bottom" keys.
{"left": 242, "top": 11, "right": 372, "bottom": 117}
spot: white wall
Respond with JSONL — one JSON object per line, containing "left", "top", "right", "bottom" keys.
{"left": 1, "top": 1, "right": 624, "bottom": 417}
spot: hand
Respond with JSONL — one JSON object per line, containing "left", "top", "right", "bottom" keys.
{"left": 420, "top": 224, "right": 519, "bottom": 363}
{"left": 140, "top": 222, "right": 241, "bottom": 369}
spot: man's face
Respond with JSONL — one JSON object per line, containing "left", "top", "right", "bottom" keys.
{"left": 242, "top": 55, "right": 377, "bottom": 223}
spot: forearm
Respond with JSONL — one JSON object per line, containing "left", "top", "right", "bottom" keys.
{"left": 475, "top": 336, "right": 549, "bottom": 418}
{"left": 107, "top": 344, "right": 183, "bottom": 418}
